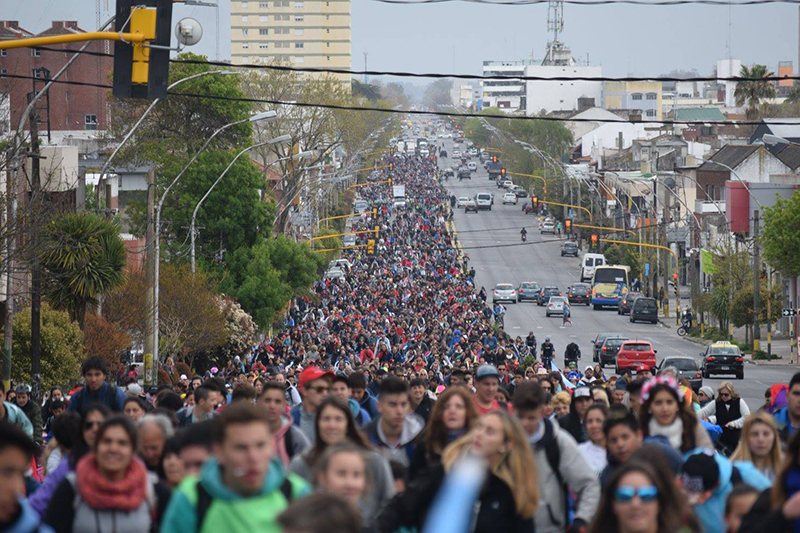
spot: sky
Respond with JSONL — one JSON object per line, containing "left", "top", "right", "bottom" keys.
{"left": 7, "top": 0, "right": 800, "bottom": 81}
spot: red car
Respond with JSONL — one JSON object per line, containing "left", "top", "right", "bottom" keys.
{"left": 615, "top": 340, "right": 657, "bottom": 374}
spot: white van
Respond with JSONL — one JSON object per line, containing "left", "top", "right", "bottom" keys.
{"left": 581, "top": 253, "right": 607, "bottom": 282}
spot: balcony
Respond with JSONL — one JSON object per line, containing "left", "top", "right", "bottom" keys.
{"left": 695, "top": 200, "right": 725, "bottom": 215}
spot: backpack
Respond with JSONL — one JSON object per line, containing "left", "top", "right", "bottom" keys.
{"left": 195, "top": 477, "right": 296, "bottom": 531}
{"left": 541, "top": 419, "right": 570, "bottom": 527}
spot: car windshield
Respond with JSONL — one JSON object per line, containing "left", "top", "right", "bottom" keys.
{"left": 636, "top": 299, "right": 657, "bottom": 309}
{"left": 496, "top": 284, "right": 513, "bottom": 290}
{"left": 710, "top": 346, "right": 740, "bottom": 355}
{"left": 667, "top": 359, "right": 698, "bottom": 371}
{"left": 606, "top": 338, "right": 627, "bottom": 348}
{"left": 545, "top": 287, "right": 558, "bottom": 293}
{"left": 520, "top": 283, "right": 538, "bottom": 289}
{"left": 477, "top": 194, "right": 491, "bottom": 200}
{"left": 623, "top": 343, "right": 652, "bottom": 352}
{"left": 549, "top": 297, "right": 566, "bottom": 304}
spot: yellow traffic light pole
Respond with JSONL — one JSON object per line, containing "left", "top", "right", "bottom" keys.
{"left": 348, "top": 179, "right": 390, "bottom": 190}
{"left": 308, "top": 228, "right": 377, "bottom": 243}
{"left": 600, "top": 238, "right": 680, "bottom": 324}
{"left": 543, "top": 200, "right": 593, "bottom": 222}
{"left": 314, "top": 208, "right": 377, "bottom": 235}
{"left": 574, "top": 223, "right": 636, "bottom": 237}
{"left": 313, "top": 244, "right": 368, "bottom": 254}
{"left": 507, "top": 171, "right": 547, "bottom": 194}
{"left": 0, "top": 31, "right": 147, "bottom": 50}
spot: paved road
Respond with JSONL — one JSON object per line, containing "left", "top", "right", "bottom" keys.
{"left": 435, "top": 137, "right": 796, "bottom": 410}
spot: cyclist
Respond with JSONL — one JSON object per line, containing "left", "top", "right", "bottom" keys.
{"left": 540, "top": 337, "right": 555, "bottom": 369}
{"left": 564, "top": 342, "right": 581, "bottom": 368}
{"left": 525, "top": 331, "right": 537, "bottom": 357}
{"left": 493, "top": 302, "right": 506, "bottom": 328}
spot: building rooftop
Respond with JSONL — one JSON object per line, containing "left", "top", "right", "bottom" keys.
{"left": 775, "top": 144, "right": 800, "bottom": 171}
{"left": 674, "top": 108, "right": 726, "bottom": 122}
{"left": 759, "top": 118, "right": 800, "bottom": 140}
{"left": 698, "top": 145, "right": 758, "bottom": 172}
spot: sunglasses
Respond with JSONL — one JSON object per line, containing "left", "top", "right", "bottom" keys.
{"left": 84, "top": 421, "right": 102, "bottom": 430}
{"left": 719, "top": 392, "right": 731, "bottom": 398}
{"left": 614, "top": 485, "right": 658, "bottom": 503}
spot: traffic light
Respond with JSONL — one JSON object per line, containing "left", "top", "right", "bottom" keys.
{"left": 372, "top": 208, "right": 377, "bottom": 219}
{"left": 591, "top": 234, "right": 598, "bottom": 247}
{"left": 367, "top": 239, "right": 376, "bottom": 255}
{"left": 388, "top": 161, "right": 394, "bottom": 172}
{"left": 388, "top": 178, "right": 392, "bottom": 187}
{"left": 113, "top": 0, "right": 173, "bottom": 99}
{"left": 374, "top": 226, "right": 379, "bottom": 239}
{"left": 532, "top": 197, "right": 538, "bottom": 209}
{"left": 565, "top": 219, "right": 572, "bottom": 233}
{"left": 492, "top": 155, "right": 498, "bottom": 163}
{"left": 469, "top": 130, "right": 473, "bottom": 135}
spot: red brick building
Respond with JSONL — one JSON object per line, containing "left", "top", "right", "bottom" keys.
{"left": 0, "top": 20, "right": 113, "bottom": 133}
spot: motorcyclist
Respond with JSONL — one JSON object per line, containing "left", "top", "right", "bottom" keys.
{"left": 520, "top": 227, "right": 528, "bottom": 242}
{"left": 564, "top": 342, "right": 581, "bottom": 367}
{"left": 540, "top": 337, "right": 554, "bottom": 368}
{"left": 681, "top": 306, "right": 694, "bottom": 328}
{"left": 478, "top": 286, "right": 487, "bottom": 303}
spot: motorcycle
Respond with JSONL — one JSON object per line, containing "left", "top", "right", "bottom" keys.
{"left": 676, "top": 312, "right": 693, "bottom": 337}
{"left": 521, "top": 232, "right": 527, "bottom": 242}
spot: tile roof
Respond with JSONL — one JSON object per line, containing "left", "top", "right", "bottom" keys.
{"left": 776, "top": 145, "right": 800, "bottom": 171}
{"left": 697, "top": 145, "right": 758, "bottom": 172}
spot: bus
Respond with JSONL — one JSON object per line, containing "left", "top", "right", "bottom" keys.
{"left": 591, "top": 265, "right": 631, "bottom": 309}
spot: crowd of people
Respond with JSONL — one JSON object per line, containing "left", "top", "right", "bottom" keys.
{"left": 3, "top": 152, "right": 800, "bottom": 533}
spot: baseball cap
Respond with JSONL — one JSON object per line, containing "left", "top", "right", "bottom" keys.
{"left": 475, "top": 364, "right": 500, "bottom": 382}
{"left": 573, "top": 386, "right": 591, "bottom": 399}
{"left": 180, "top": 374, "right": 188, "bottom": 381}
{"left": 536, "top": 367, "right": 548, "bottom": 375}
{"left": 584, "top": 366, "right": 594, "bottom": 373}
{"left": 681, "top": 453, "right": 719, "bottom": 493}
{"left": 126, "top": 383, "right": 143, "bottom": 396}
{"left": 299, "top": 367, "right": 335, "bottom": 390}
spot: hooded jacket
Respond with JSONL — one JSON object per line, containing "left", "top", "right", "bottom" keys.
{"left": 358, "top": 392, "right": 379, "bottom": 419}
{"left": 365, "top": 413, "right": 424, "bottom": 466}
{"left": 682, "top": 448, "right": 772, "bottom": 533}
{"left": 1, "top": 401, "right": 33, "bottom": 438}
{"left": 348, "top": 398, "right": 372, "bottom": 427}
{"left": 531, "top": 417, "right": 600, "bottom": 532}
{"left": 161, "top": 457, "right": 310, "bottom": 533}
{"left": 5, "top": 497, "right": 54, "bottom": 533}
{"left": 773, "top": 407, "right": 798, "bottom": 446}
{"left": 17, "top": 400, "right": 43, "bottom": 446}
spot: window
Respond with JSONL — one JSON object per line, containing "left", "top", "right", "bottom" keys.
{"left": 32, "top": 68, "right": 43, "bottom": 79}
{"left": 631, "top": 93, "right": 642, "bottom": 100}
{"left": 242, "top": 15, "right": 249, "bottom": 21}
{"left": 85, "top": 114, "right": 98, "bottom": 131}
{"left": 326, "top": 28, "right": 330, "bottom": 33}
{"left": 0, "top": 50, "right": 6, "bottom": 57}
{"left": 282, "top": 14, "right": 289, "bottom": 20}
{"left": 294, "top": 28, "right": 304, "bottom": 35}
{"left": 295, "top": 42, "right": 304, "bottom": 48}
{"left": 242, "top": 28, "right": 249, "bottom": 35}
{"left": 259, "top": 28, "right": 269, "bottom": 35}
{"left": 295, "top": 1, "right": 304, "bottom": 6}
{"left": 295, "top": 15, "right": 304, "bottom": 21}
{"left": 242, "top": 1, "right": 249, "bottom": 6}
{"left": 283, "top": 0, "right": 289, "bottom": 5}
{"left": 259, "top": 43, "right": 269, "bottom": 49}
{"left": 294, "top": 56, "right": 304, "bottom": 63}
{"left": 645, "top": 109, "right": 656, "bottom": 117}
{"left": 32, "top": 48, "right": 40, "bottom": 57}
{"left": 242, "top": 43, "right": 249, "bottom": 49}
{"left": 326, "top": 42, "right": 330, "bottom": 47}
{"left": 326, "top": 55, "right": 331, "bottom": 61}
{"left": 260, "top": 15, "right": 268, "bottom": 21}
{"left": 259, "top": 1, "right": 268, "bottom": 6}
{"left": 0, "top": 69, "right": 6, "bottom": 78}
{"left": 281, "top": 27, "right": 290, "bottom": 33}
{"left": 646, "top": 92, "right": 657, "bottom": 100}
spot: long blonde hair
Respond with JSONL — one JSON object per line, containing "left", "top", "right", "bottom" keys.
{"left": 731, "top": 412, "right": 783, "bottom": 474}
{"left": 441, "top": 411, "right": 539, "bottom": 518}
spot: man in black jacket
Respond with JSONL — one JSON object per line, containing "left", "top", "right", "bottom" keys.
{"left": 558, "top": 386, "right": 592, "bottom": 444}
{"left": 409, "top": 378, "right": 434, "bottom": 422}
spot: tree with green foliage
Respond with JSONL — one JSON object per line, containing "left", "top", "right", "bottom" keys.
{"left": 40, "top": 213, "right": 127, "bottom": 329}
{"left": 12, "top": 304, "right": 84, "bottom": 390}
{"left": 762, "top": 190, "right": 800, "bottom": 278}
{"left": 423, "top": 79, "right": 454, "bottom": 109}
{"left": 735, "top": 64, "right": 777, "bottom": 120}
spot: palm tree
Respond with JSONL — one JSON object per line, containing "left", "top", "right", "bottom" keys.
{"left": 734, "top": 64, "right": 777, "bottom": 120}
{"left": 40, "top": 213, "right": 127, "bottom": 329}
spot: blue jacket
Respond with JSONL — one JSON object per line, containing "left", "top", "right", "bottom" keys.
{"left": 7, "top": 497, "right": 54, "bottom": 533}
{"left": 358, "top": 392, "right": 379, "bottom": 419}
{"left": 773, "top": 407, "right": 797, "bottom": 444}
{"left": 347, "top": 398, "right": 372, "bottom": 427}
{"left": 683, "top": 449, "right": 772, "bottom": 533}
{"left": 67, "top": 382, "right": 126, "bottom": 414}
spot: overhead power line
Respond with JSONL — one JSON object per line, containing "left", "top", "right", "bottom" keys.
{"left": 372, "top": 0, "right": 800, "bottom": 5}
{"left": 31, "top": 46, "right": 800, "bottom": 84}
{"left": 5, "top": 73, "right": 798, "bottom": 126}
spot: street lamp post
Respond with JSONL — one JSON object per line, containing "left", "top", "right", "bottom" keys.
{"left": 151, "top": 113, "right": 279, "bottom": 382}
{"left": 190, "top": 144, "right": 308, "bottom": 273}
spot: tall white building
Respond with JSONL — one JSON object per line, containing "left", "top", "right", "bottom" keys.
{"left": 716, "top": 59, "right": 741, "bottom": 108}
{"left": 230, "top": 0, "right": 351, "bottom": 82}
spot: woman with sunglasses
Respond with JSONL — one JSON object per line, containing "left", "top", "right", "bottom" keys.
{"left": 698, "top": 381, "right": 750, "bottom": 455}
{"left": 590, "top": 460, "right": 695, "bottom": 533}
{"left": 30, "top": 404, "right": 110, "bottom": 517}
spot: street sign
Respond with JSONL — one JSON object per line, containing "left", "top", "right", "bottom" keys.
{"left": 702, "top": 287, "right": 711, "bottom": 293}
{"left": 783, "top": 308, "right": 798, "bottom": 317}
{"left": 645, "top": 263, "right": 650, "bottom": 277}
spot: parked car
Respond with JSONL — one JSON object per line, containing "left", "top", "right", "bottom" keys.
{"left": 701, "top": 342, "right": 744, "bottom": 379}
{"left": 516, "top": 281, "right": 540, "bottom": 302}
{"left": 502, "top": 192, "right": 518, "bottom": 205}
{"left": 599, "top": 336, "right": 629, "bottom": 367}
{"left": 592, "top": 332, "right": 625, "bottom": 363}
{"left": 616, "top": 340, "right": 657, "bottom": 374}
{"left": 658, "top": 356, "right": 703, "bottom": 391}
{"left": 537, "top": 286, "right": 561, "bottom": 306}
{"left": 561, "top": 241, "right": 578, "bottom": 257}
{"left": 541, "top": 221, "right": 556, "bottom": 234}
{"left": 464, "top": 200, "right": 478, "bottom": 213}
{"left": 546, "top": 296, "right": 568, "bottom": 317}
{"left": 567, "top": 283, "right": 591, "bottom": 305}
{"left": 617, "top": 292, "right": 642, "bottom": 315}
{"left": 630, "top": 297, "right": 659, "bottom": 324}
{"left": 492, "top": 283, "right": 517, "bottom": 304}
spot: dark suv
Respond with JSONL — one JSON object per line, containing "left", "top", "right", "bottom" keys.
{"left": 599, "top": 336, "right": 629, "bottom": 367}
{"left": 537, "top": 286, "right": 561, "bottom": 306}
{"left": 567, "top": 283, "right": 591, "bottom": 305}
{"left": 630, "top": 297, "right": 658, "bottom": 324}
{"left": 701, "top": 342, "right": 744, "bottom": 379}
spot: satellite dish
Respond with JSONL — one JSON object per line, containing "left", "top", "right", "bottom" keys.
{"left": 664, "top": 177, "right": 676, "bottom": 189}
{"left": 175, "top": 18, "right": 203, "bottom": 47}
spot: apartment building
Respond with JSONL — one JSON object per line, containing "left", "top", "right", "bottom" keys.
{"left": 604, "top": 81, "right": 663, "bottom": 122}
{"left": 230, "top": 0, "right": 351, "bottom": 82}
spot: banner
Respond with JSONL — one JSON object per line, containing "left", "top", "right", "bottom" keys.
{"left": 701, "top": 249, "right": 717, "bottom": 275}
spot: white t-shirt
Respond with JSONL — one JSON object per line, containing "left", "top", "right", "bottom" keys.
{"left": 578, "top": 441, "right": 607, "bottom": 476}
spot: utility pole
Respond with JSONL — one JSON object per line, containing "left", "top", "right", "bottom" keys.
{"left": 27, "top": 92, "right": 42, "bottom": 403}
{"left": 753, "top": 210, "right": 761, "bottom": 353}
{"left": 144, "top": 168, "right": 156, "bottom": 387}
{"left": 576, "top": 179, "right": 582, "bottom": 250}
{"left": 661, "top": 189, "right": 670, "bottom": 320}
{"left": 3, "top": 151, "right": 16, "bottom": 393}
{"left": 363, "top": 52, "right": 368, "bottom": 84}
